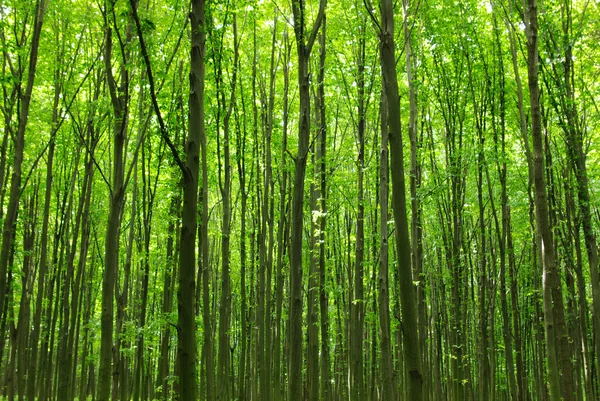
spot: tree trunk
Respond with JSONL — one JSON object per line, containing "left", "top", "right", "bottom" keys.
{"left": 523, "top": 1, "right": 562, "bottom": 399}
{"left": 288, "top": 1, "right": 325, "bottom": 399}
{"left": 380, "top": 0, "right": 423, "bottom": 399}
{"left": 0, "top": 0, "right": 46, "bottom": 326}
{"left": 351, "top": 24, "right": 366, "bottom": 401}
{"left": 97, "top": 10, "right": 130, "bottom": 398}
{"left": 316, "top": 20, "right": 332, "bottom": 401}
{"left": 378, "top": 84, "right": 397, "bottom": 401}
{"left": 180, "top": 1, "right": 206, "bottom": 400}
{"left": 217, "top": 13, "right": 238, "bottom": 401}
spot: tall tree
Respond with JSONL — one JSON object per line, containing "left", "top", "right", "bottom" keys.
{"left": 0, "top": 0, "right": 46, "bottom": 326}
{"left": 97, "top": 1, "right": 135, "bottom": 398}
{"left": 288, "top": 1, "right": 325, "bottom": 399}
{"left": 523, "top": 0, "right": 563, "bottom": 399}
{"left": 379, "top": 0, "right": 423, "bottom": 399}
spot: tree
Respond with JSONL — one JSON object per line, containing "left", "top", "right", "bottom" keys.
{"left": 288, "top": 1, "right": 325, "bottom": 399}
{"left": 379, "top": 0, "right": 423, "bottom": 399}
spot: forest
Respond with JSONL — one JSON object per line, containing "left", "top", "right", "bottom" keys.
{"left": 0, "top": 0, "right": 599, "bottom": 400}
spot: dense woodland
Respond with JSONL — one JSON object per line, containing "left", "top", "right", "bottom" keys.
{"left": 0, "top": 0, "right": 599, "bottom": 400}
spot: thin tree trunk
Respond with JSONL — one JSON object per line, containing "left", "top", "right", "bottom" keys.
{"left": 523, "top": 1, "right": 562, "bottom": 399}
{"left": 316, "top": 20, "right": 331, "bottom": 401}
{"left": 217, "top": 13, "right": 238, "bottom": 401}
{"left": 0, "top": 0, "right": 46, "bottom": 326}
{"left": 380, "top": 0, "right": 423, "bottom": 399}
{"left": 378, "top": 84, "right": 397, "bottom": 401}
{"left": 97, "top": 3, "right": 133, "bottom": 396}
{"left": 157, "top": 190, "right": 179, "bottom": 400}
{"left": 27, "top": 65, "right": 62, "bottom": 401}
{"left": 181, "top": 1, "right": 206, "bottom": 400}
{"left": 288, "top": 1, "right": 325, "bottom": 399}
{"left": 272, "top": 31, "right": 290, "bottom": 401}
{"left": 351, "top": 24, "right": 366, "bottom": 401}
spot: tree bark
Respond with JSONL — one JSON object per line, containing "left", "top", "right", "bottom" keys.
{"left": 288, "top": 1, "right": 325, "bottom": 399}
{"left": 0, "top": 0, "right": 46, "bottom": 326}
{"left": 380, "top": 0, "right": 423, "bottom": 399}
{"left": 97, "top": 7, "right": 130, "bottom": 397}
{"left": 378, "top": 84, "right": 397, "bottom": 401}
{"left": 523, "top": 1, "right": 562, "bottom": 399}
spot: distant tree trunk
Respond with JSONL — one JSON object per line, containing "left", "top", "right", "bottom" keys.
{"left": 507, "top": 10, "right": 539, "bottom": 401}
{"left": 378, "top": 85, "right": 397, "bottom": 401}
{"left": 315, "top": 20, "right": 332, "bottom": 401}
{"left": 133, "top": 90, "right": 157, "bottom": 401}
{"left": 523, "top": 1, "right": 562, "bottom": 399}
{"left": 475, "top": 101, "right": 490, "bottom": 401}
{"left": 59, "top": 133, "right": 93, "bottom": 401}
{"left": 157, "top": 189, "right": 179, "bottom": 400}
{"left": 235, "top": 65, "right": 249, "bottom": 401}
{"left": 28, "top": 56, "right": 64, "bottom": 401}
{"left": 351, "top": 23, "right": 366, "bottom": 401}
{"left": 379, "top": 0, "right": 423, "bottom": 399}
{"left": 38, "top": 158, "right": 78, "bottom": 401}
{"left": 272, "top": 31, "right": 291, "bottom": 401}
{"left": 506, "top": 206, "right": 527, "bottom": 401}
{"left": 308, "top": 154, "right": 320, "bottom": 401}
{"left": 97, "top": 3, "right": 131, "bottom": 396}
{"left": 14, "top": 189, "right": 36, "bottom": 401}
{"left": 257, "top": 14, "right": 277, "bottom": 401}
{"left": 181, "top": 1, "right": 206, "bottom": 400}
{"left": 0, "top": 0, "right": 46, "bottom": 327}
{"left": 402, "top": 3, "right": 427, "bottom": 397}
{"left": 115, "top": 160, "right": 135, "bottom": 401}
{"left": 546, "top": 1, "right": 600, "bottom": 391}
{"left": 288, "top": 1, "right": 325, "bottom": 399}
{"left": 217, "top": 13, "right": 238, "bottom": 401}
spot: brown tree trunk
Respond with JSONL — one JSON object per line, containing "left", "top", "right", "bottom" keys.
{"left": 182, "top": 1, "right": 206, "bottom": 399}
{"left": 350, "top": 24, "right": 366, "bottom": 401}
{"left": 157, "top": 190, "right": 180, "bottom": 400}
{"left": 288, "top": 1, "right": 325, "bottom": 399}
{"left": 378, "top": 84, "right": 397, "bottom": 401}
{"left": 316, "top": 20, "right": 332, "bottom": 401}
{"left": 380, "top": 0, "right": 423, "bottom": 399}
{"left": 523, "top": 1, "right": 563, "bottom": 399}
{"left": 0, "top": 0, "right": 46, "bottom": 327}
{"left": 216, "top": 13, "right": 238, "bottom": 401}
{"left": 272, "top": 31, "right": 291, "bottom": 401}
{"left": 97, "top": 6, "right": 131, "bottom": 397}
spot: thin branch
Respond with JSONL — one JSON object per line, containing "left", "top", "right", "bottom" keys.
{"left": 363, "top": 0, "right": 382, "bottom": 34}
{"left": 20, "top": 48, "right": 100, "bottom": 196}
{"left": 306, "top": 0, "right": 326, "bottom": 54}
{"left": 128, "top": 0, "right": 186, "bottom": 174}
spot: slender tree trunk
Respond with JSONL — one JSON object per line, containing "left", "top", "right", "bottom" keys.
{"left": 27, "top": 74, "right": 61, "bottom": 401}
{"left": 0, "top": 0, "right": 46, "bottom": 325}
{"left": 403, "top": 4, "right": 427, "bottom": 397}
{"left": 351, "top": 25, "right": 366, "bottom": 401}
{"left": 380, "top": 0, "right": 423, "bottom": 399}
{"left": 559, "top": 7, "right": 600, "bottom": 391}
{"left": 308, "top": 158, "right": 320, "bottom": 401}
{"left": 272, "top": 32, "right": 290, "bottom": 401}
{"left": 523, "top": 1, "right": 562, "bottom": 399}
{"left": 316, "top": 20, "right": 331, "bottom": 401}
{"left": 378, "top": 85, "right": 397, "bottom": 401}
{"left": 181, "top": 1, "right": 206, "bottom": 400}
{"left": 157, "top": 190, "right": 179, "bottom": 400}
{"left": 217, "top": 14, "right": 238, "bottom": 401}
{"left": 288, "top": 1, "right": 325, "bottom": 399}
{"left": 97, "top": 6, "right": 130, "bottom": 397}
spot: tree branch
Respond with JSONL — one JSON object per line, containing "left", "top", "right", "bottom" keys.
{"left": 128, "top": 0, "right": 186, "bottom": 175}
{"left": 306, "top": 0, "right": 327, "bottom": 54}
